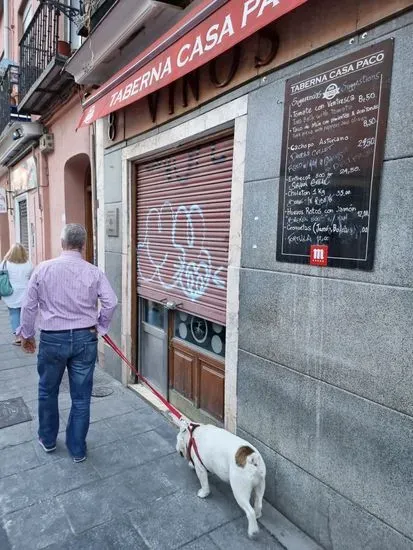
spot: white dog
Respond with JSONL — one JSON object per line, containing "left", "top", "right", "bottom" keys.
{"left": 176, "top": 419, "right": 266, "bottom": 537}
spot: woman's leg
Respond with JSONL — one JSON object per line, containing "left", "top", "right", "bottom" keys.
{"left": 8, "top": 308, "right": 21, "bottom": 342}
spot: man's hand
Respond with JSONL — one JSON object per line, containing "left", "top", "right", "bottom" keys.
{"left": 21, "top": 337, "right": 36, "bottom": 354}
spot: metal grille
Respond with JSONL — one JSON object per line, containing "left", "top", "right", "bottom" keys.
{"left": 19, "top": 3, "right": 60, "bottom": 104}
{"left": 18, "top": 200, "right": 29, "bottom": 253}
{"left": 136, "top": 135, "right": 234, "bottom": 325}
{"left": 0, "top": 65, "right": 20, "bottom": 135}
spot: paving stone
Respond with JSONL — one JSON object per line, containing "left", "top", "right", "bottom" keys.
{"left": 44, "top": 515, "right": 148, "bottom": 550}
{"left": 89, "top": 396, "right": 136, "bottom": 423}
{"left": 209, "top": 518, "right": 284, "bottom": 549}
{"left": 2, "top": 498, "right": 72, "bottom": 550}
{"left": 179, "top": 535, "right": 220, "bottom": 549}
{"left": 0, "top": 365, "right": 36, "bottom": 382}
{"left": 0, "top": 457, "right": 101, "bottom": 515}
{"left": 90, "top": 428, "right": 175, "bottom": 478}
{"left": 57, "top": 458, "right": 178, "bottom": 534}
{"left": 0, "top": 421, "right": 33, "bottom": 449}
{"left": 128, "top": 489, "right": 242, "bottom": 549}
{"left": 0, "top": 523, "right": 11, "bottom": 550}
{"left": 153, "top": 417, "right": 179, "bottom": 445}
{"left": 83, "top": 418, "right": 120, "bottom": 449}
{"left": 104, "top": 407, "right": 166, "bottom": 439}
{"left": 0, "top": 440, "right": 41, "bottom": 478}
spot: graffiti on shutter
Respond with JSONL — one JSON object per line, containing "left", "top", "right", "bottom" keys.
{"left": 136, "top": 135, "right": 234, "bottom": 325}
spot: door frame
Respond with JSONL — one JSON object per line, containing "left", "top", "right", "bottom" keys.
{"left": 120, "top": 96, "right": 248, "bottom": 432}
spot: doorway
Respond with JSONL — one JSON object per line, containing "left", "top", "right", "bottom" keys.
{"left": 139, "top": 299, "right": 168, "bottom": 397}
{"left": 64, "top": 154, "right": 93, "bottom": 262}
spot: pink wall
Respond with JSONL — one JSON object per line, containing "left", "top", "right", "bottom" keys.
{"left": 46, "top": 98, "right": 90, "bottom": 258}
{"left": 2, "top": 0, "right": 39, "bottom": 63}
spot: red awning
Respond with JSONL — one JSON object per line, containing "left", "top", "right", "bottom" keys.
{"left": 77, "top": 0, "right": 307, "bottom": 128}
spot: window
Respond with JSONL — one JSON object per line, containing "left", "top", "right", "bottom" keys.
{"left": 174, "top": 311, "right": 226, "bottom": 358}
{"left": 15, "top": 195, "right": 30, "bottom": 257}
{"left": 21, "top": 2, "right": 33, "bottom": 34}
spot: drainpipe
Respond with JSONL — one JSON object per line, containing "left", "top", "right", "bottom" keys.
{"left": 4, "top": 0, "right": 9, "bottom": 59}
{"left": 90, "top": 123, "right": 98, "bottom": 266}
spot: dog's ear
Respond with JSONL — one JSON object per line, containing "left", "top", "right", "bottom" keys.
{"left": 179, "top": 418, "right": 189, "bottom": 432}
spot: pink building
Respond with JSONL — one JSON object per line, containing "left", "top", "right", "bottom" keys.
{"left": 0, "top": 0, "right": 93, "bottom": 264}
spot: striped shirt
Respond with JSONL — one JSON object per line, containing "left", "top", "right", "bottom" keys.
{"left": 18, "top": 251, "right": 118, "bottom": 339}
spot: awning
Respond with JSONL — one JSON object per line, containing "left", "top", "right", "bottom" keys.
{"left": 77, "top": 0, "right": 307, "bottom": 128}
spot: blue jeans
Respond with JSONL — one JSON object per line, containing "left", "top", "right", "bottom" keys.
{"left": 8, "top": 308, "right": 21, "bottom": 334}
{"left": 37, "top": 328, "right": 97, "bottom": 459}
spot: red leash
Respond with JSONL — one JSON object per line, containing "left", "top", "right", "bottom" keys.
{"left": 102, "top": 334, "right": 182, "bottom": 420}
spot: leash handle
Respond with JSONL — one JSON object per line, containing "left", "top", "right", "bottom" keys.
{"left": 102, "top": 334, "right": 182, "bottom": 420}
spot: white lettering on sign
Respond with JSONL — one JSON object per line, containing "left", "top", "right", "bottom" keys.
{"left": 312, "top": 247, "right": 325, "bottom": 260}
{"left": 177, "top": 15, "right": 235, "bottom": 69}
{"left": 110, "top": 58, "right": 173, "bottom": 107}
{"left": 80, "top": 0, "right": 307, "bottom": 127}
{"left": 291, "top": 51, "right": 386, "bottom": 95}
{"left": 242, "top": 0, "right": 280, "bottom": 28}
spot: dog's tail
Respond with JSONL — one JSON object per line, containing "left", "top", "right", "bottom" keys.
{"left": 246, "top": 452, "right": 261, "bottom": 468}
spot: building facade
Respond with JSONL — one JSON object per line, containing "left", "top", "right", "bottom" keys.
{"left": 0, "top": 0, "right": 93, "bottom": 263}
{"left": 75, "top": 1, "right": 413, "bottom": 547}
{"left": 1, "top": 0, "right": 412, "bottom": 548}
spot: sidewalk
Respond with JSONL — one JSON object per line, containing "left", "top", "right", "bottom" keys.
{"left": 0, "top": 302, "right": 320, "bottom": 550}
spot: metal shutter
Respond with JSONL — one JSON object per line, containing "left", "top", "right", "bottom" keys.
{"left": 136, "top": 135, "right": 234, "bottom": 325}
{"left": 18, "top": 200, "right": 29, "bottom": 253}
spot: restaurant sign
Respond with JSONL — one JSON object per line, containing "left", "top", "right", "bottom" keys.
{"left": 78, "top": 0, "right": 307, "bottom": 127}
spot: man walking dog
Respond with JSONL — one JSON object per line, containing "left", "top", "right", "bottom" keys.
{"left": 18, "top": 224, "right": 117, "bottom": 463}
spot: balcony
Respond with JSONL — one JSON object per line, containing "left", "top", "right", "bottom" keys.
{"left": 18, "top": 2, "right": 75, "bottom": 115}
{"left": 0, "top": 63, "right": 31, "bottom": 135}
{"left": 0, "top": 63, "right": 43, "bottom": 170}
{"left": 65, "top": 0, "right": 187, "bottom": 85}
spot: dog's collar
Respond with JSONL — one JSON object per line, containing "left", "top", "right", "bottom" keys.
{"left": 186, "top": 423, "right": 207, "bottom": 470}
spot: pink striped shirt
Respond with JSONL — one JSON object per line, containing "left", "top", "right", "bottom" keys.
{"left": 18, "top": 251, "right": 118, "bottom": 339}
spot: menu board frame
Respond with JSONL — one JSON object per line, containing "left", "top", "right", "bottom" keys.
{"left": 276, "top": 39, "right": 394, "bottom": 270}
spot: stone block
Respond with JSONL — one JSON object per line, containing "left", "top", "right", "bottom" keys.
{"left": 101, "top": 344, "right": 123, "bottom": 382}
{"left": 238, "top": 270, "right": 413, "bottom": 416}
{"left": 104, "top": 251, "right": 122, "bottom": 301}
{"left": 104, "top": 150, "right": 123, "bottom": 203}
{"left": 238, "top": 428, "right": 413, "bottom": 550}
{"left": 237, "top": 351, "right": 413, "bottom": 540}
{"left": 244, "top": 80, "right": 285, "bottom": 183}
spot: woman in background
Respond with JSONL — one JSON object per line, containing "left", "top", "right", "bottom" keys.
{"left": 2, "top": 244, "right": 33, "bottom": 345}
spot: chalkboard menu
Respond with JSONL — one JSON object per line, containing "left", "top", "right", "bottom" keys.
{"left": 277, "top": 40, "right": 394, "bottom": 269}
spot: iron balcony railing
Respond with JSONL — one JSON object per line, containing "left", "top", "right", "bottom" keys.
{"left": 19, "top": 2, "right": 61, "bottom": 104}
{"left": 0, "top": 64, "right": 21, "bottom": 134}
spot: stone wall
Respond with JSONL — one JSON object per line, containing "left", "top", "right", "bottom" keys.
{"left": 237, "top": 12, "right": 413, "bottom": 549}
